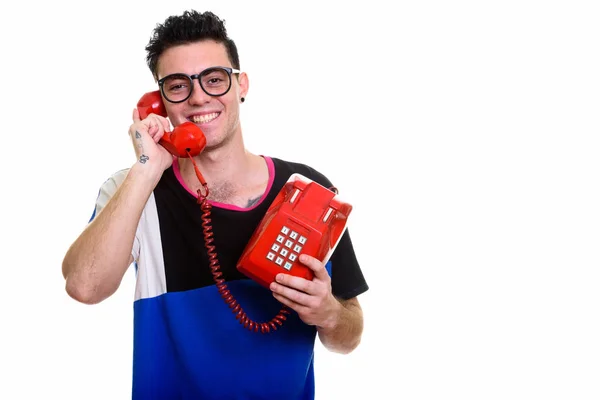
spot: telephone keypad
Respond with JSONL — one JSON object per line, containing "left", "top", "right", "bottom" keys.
{"left": 265, "top": 224, "right": 307, "bottom": 271}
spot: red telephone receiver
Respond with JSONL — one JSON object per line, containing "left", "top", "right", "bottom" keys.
{"left": 136, "top": 91, "right": 206, "bottom": 158}
{"left": 237, "top": 174, "right": 352, "bottom": 288}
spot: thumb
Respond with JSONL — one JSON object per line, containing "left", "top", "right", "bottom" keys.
{"left": 132, "top": 108, "right": 141, "bottom": 123}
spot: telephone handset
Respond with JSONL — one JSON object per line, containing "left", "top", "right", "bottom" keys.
{"left": 135, "top": 91, "right": 353, "bottom": 334}
{"left": 136, "top": 90, "right": 206, "bottom": 158}
{"left": 237, "top": 174, "right": 352, "bottom": 288}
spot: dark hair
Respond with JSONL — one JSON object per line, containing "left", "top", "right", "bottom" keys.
{"left": 145, "top": 10, "right": 240, "bottom": 80}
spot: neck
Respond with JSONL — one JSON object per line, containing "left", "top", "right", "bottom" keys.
{"left": 177, "top": 136, "right": 266, "bottom": 202}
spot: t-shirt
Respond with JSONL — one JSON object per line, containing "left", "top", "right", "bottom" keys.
{"left": 91, "top": 156, "right": 369, "bottom": 399}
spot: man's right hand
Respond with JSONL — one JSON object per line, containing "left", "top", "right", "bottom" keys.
{"left": 129, "top": 108, "right": 174, "bottom": 172}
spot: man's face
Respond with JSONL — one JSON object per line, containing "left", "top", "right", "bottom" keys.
{"left": 156, "top": 40, "right": 248, "bottom": 149}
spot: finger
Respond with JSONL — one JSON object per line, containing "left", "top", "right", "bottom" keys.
{"left": 132, "top": 108, "right": 141, "bottom": 123}
{"left": 149, "top": 116, "right": 168, "bottom": 142}
{"left": 148, "top": 118, "right": 160, "bottom": 137}
{"left": 274, "top": 273, "right": 314, "bottom": 294}
{"left": 299, "top": 254, "right": 330, "bottom": 280}
{"left": 270, "top": 281, "right": 312, "bottom": 306}
{"left": 159, "top": 115, "right": 171, "bottom": 132}
{"left": 272, "top": 292, "right": 308, "bottom": 314}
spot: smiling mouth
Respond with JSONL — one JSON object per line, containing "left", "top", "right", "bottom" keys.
{"left": 189, "top": 112, "right": 220, "bottom": 124}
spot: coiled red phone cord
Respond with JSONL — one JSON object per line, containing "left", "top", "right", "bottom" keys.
{"left": 188, "top": 153, "right": 290, "bottom": 333}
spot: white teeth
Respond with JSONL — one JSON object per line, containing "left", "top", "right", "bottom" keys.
{"left": 191, "top": 113, "right": 219, "bottom": 124}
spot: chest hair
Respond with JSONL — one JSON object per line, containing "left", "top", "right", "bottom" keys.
{"left": 207, "top": 181, "right": 264, "bottom": 208}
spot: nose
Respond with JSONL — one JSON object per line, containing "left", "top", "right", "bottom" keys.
{"left": 188, "top": 78, "right": 212, "bottom": 105}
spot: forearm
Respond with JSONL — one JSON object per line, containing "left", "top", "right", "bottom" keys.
{"left": 317, "top": 297, "right": 364, "bottom": 354}
{"left": 62, "top": 163, "right": 161, "bottom": 304}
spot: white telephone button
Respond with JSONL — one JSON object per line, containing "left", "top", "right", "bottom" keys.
{"left": 267, "top": 252, "right": 276, "bottom": 261}
{"left": 299, "top": 236, "right": 307, "bottom": 244}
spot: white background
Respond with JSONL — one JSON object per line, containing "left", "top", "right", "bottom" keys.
{"left": 0, "top": 1, "right": 599, "bottom": 399}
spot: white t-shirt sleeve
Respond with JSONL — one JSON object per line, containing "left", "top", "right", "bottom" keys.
{"left": 90, "top": 168, "right": 141, "bottom": 261}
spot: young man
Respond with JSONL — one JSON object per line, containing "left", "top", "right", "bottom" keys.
{"left": 62, "top": 10, "right": 368, "bottom": 400}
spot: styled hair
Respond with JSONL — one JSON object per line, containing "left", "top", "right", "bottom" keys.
{"left": 145, "top": 10, "right": 240, "bottom": 79}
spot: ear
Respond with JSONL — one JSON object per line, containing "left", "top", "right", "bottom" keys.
{"left": 238, "top": 71, "right": 249, "bottom": 100}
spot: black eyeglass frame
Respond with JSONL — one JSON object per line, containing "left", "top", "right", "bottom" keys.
{"left": 157, "top": 66, "right": 241, "bottom": 103}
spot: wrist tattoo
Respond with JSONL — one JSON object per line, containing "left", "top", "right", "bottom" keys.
{"left": 135, "top": 130, "right": 148, "bottom": 163}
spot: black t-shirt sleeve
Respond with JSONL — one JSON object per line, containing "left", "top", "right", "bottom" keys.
{"left": 329, "top": 228, "right": 369, "bottom": 300}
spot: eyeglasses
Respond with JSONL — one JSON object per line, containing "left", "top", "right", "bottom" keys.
{"left": 157, "top": 66, "right": 241, "bottom": 103}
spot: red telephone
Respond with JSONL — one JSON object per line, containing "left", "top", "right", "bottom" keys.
{"left": 135, "top": 91, "right": 353, "bottom": 333}
{"left": 136, "top": 91, "right": 206, "bottom": 157}
{"left": 237, "top": 174, "right": 352, "bottom": 288}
